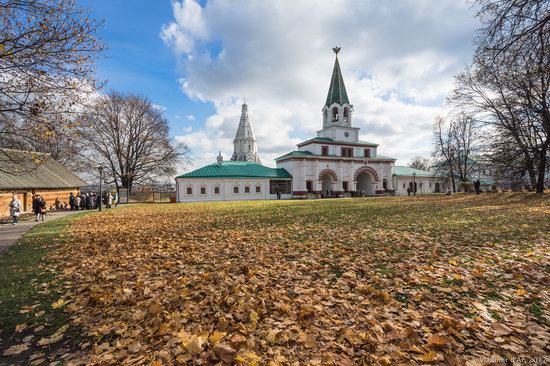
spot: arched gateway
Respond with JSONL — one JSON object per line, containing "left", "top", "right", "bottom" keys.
{"left": 319, "top": 169, "right": 337, "bottom": 193}
{"left": 354, "top": 167, "right": 377, "bottom": 196}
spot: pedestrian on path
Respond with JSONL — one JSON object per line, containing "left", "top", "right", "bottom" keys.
{"left": 37, "top": 196, "right": 47, "bottom": 221}
{"left": 33, "top": 195, "right": 42, "bottom": 221}
{"left": 8, "top": 195, "right": 21, "bottom": 225}
{"left": 69, "top": 192, "right": 75, "bottom": 211}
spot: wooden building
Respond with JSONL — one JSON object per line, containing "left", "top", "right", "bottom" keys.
{"left": 0, "top": 149, "right": 86, "bottom": 216}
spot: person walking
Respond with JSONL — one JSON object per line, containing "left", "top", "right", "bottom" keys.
{"left": 75, "top": 194, "right": 81, "bottom": 211}
{"left": 85, "top": 193, "right": 91, "bottom": 210}
{"left": 8, "top": 194, "right": 22, "bottom": 225}
{"left": 69, "top": 192, "right": 75, "bottom": 211}
{"left": 474, "top": 179, "right": 481, "bottom": 195}
{"left": 107, "top": 192, "right": 113, "bottom": 208}
{"left": 80, "top": 193, "right": 86, "bottom": 210}
{"left": 37, "top": 196, "right": 47, "bottom": 221}
{"left": 33, "top": 195, "right": 42, "bottom": 221}
{"left": 114, "top": 192, "right": 119, "bottom": 207}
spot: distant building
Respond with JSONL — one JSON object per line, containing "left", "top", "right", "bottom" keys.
{"left": 275, "top": 48, "right": 397, "bottom": 198}
{"left": 174, "top": 48, "right": 447, "bottom": 202}
{"left": 0, "top": 149, "right": 86, "bottom": 216}
{"left": 392, "top": 166, "right": 447, "bottom": 195}
{"left": 175, "top": 105, "right": 292, "bottom": 202}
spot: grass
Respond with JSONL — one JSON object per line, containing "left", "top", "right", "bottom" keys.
{"left": 0, "top": 212, "right": 91, "bottom": 364}
{"left": 1, "top": 193, "right": 549, "bottom": 365}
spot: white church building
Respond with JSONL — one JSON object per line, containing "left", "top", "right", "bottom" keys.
{"left": 176, "top": 48, "right": 445, "bottom": 202}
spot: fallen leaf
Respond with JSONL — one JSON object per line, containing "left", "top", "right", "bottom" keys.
{"left": 3, "top": 343, "right": 29, "bottom": 356}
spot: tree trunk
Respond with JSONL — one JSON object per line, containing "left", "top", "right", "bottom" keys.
{"left": 536, "top": 151, "right": 547, "bottom": 194}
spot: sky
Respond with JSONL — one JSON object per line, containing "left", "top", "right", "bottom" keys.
{"left": 83, "top": 0, "right": 481, "bottom": 173}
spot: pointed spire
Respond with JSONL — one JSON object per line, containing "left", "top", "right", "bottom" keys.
{"left": 231, "top": 103, "right": 261, "bottom": 163}
{"left": 234, "top": 103, "right": 253, "bottom": 140}
{"left": 325, "top": 48, "right": 350, "bottom": 107}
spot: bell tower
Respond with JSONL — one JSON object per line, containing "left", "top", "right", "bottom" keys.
{"left": 322, "top": 47, "right": 353, "bottom": 128}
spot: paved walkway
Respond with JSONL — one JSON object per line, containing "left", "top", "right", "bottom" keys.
{"left": 0, "top": 210, "right": 84, "bottom": 255}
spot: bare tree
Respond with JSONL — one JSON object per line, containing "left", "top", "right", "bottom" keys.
{"left": 81, "top": 91, "right": 190, "bottom": 193}
{"left": 408, "top": 156, "right": 430, "bottom": 171}
{"left": 0, "top": 0, "right": 106, "bottom": 171}
{"left": 433, "top": 113, "right": 482, "bottom": 192}
{"left": 475, "top": 0, "right": 550, "bottom": 57}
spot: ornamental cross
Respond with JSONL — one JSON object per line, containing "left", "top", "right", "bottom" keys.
{"left": 332, "top": 47, "right": 341, "bottom": 55}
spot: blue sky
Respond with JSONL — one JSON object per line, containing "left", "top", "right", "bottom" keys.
{"left": 81, "top": 0, "right": 214, "bottom": 137}
{"left": 82, "top": 0, "right": 480, "bottom": 172}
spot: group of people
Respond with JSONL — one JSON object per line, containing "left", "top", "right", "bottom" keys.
{"left": 69, "top": 191, "right": 118, "bottom": 211}
{"left": 7, "top": 194, "right": 47, "bottom": 225}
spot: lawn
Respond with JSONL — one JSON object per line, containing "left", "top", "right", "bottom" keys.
{"left": 1, "top": 194, "right": 549, "bottom": 365}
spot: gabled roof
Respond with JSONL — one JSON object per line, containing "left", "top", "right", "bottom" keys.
{"left": 325, "top": 55, "right": 350, "bottom": 107}
{"left": 0, "top": 149, "right": 86, "bottom": 190}
{"left": 393, "top": 166, "right": 434, "bottom": 177}
{"left": 176, "top": 161, "right": 291, "bottom": 179}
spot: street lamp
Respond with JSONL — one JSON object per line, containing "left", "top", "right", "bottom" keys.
{"left": 97, "top": 165, "right": 103, "bottom": 212}
{"left": 413, "top": 172, "right": 416, "bottom": 195}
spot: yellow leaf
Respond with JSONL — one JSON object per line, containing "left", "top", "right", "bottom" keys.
{"left": 417, "top": 350, "right": 438, "bottom": 362}
{"left": 51, "top": 299, "right": 66, "bottom": 309}
{"left": 427, "top": 334, "right": 447, "bottom": 347}
{"left": 15, "top": 323, "right": 28, "bottom": 333}
{"left": 3, "top": 343, "right": 29, "bottom": 356}
{"left": 209, "top": 331, "right": 226, "bottom": 344}
{"left": 514, "top": 289, "right": 528, "bottom": 297}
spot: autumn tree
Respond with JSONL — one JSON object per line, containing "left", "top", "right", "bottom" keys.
{"left": 0, "top": 0, "right": 105, "bottom": 171}
{"left": 80, "top": 91, "right": 190, "bottom": 193}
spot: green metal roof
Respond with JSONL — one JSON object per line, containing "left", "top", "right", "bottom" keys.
{"left": 393, "top": 166, "right": 434, "bottom": 177}
{"left": 298, "top": 137, "right": 379, "bottom": 147}
{"left": 325, "top": 55, "right": 350, "bottom": 107}
{"left": 176, "top": 161, "right": 291, "bottom": 179}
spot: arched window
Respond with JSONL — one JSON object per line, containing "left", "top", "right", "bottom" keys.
{"left": 343, "top": 107, "right": 349, "bottom": 123}
{"left": 332, "top": 107, "right": 339, "bottom": 122}
{"left": 256, "top": 185, "right": 261, "bottom": 193}
{"left": 323, "top": 109, "right": 328, "bottom": 125}
{"left": 233, "top": 186, "right": 239, "bottom": 194}
{"left": 383, "top": 179, "right": 387, "bottom": 190}
{"left": 214, "top": 186, "right": 220, "bottom": 194}
{"left": 200, "top": 187, "right": 206, "bottom": 195}
{"left": 186, "top": 187, "right": 192, "bottom": 195}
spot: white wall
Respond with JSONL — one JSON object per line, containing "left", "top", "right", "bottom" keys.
{"left": 278, "top": 158, "right": 394, "bottom": 194}
{"left": 299, "top": 142, "right": 377, "bottom": 158}
{"left": 176, "top": 177, "right": 292, "bottom": 202}
{"left": 392, "top": 176, "right": 444, "bottom": 195}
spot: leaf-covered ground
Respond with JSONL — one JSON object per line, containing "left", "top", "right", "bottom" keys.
{"left": 4, "top": 194, "right": 550, "bottom": 365}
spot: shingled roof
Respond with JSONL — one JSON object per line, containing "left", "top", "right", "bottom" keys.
{"left": 0, "top": 149, "right": 86, "bottom": 190}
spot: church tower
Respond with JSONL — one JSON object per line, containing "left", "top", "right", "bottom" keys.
{"left": 322, "top": 47, "right": 353, "bottom": 128}
{"left": 231, "top": 103, "right": 261, "bottom": 163}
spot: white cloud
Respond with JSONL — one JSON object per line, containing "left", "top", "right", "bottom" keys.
{"left": 164, "top": 0, "right": 480, "bottom": 171}
{"left": 185, "top": 115, "right": 195, "bottom": 121}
